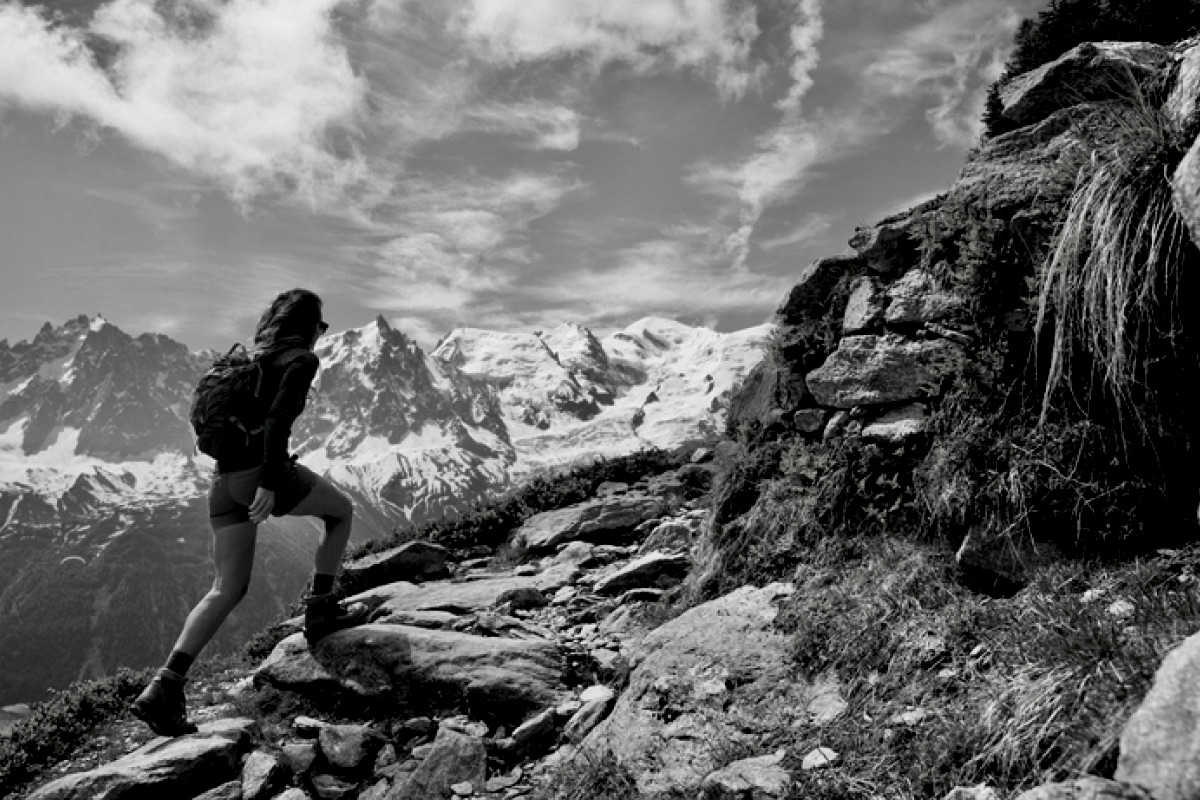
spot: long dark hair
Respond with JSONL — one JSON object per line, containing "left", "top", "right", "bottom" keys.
{"left": 253, "top": 288, "right": 323, "bottom": 353}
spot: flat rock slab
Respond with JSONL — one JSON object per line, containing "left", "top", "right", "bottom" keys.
{"left": 581, "top": 583, "right": 841, "bottom": 797}
{"left": 27, "top": 718, "right": 255, "bottom": 800}
{"left": 342, "top": 541, "right": 450, "bottom": 590}
{"left": 359, "top": 576, "right": 551, "bottom": 622}
{"left": 593, "top": 551, "right": 690, "bottom": 595}
{"left": 254, "top": 624, "right": 564, "bottom": 721}
{"left": 514, "top": 494, "right": 664, "bottom": 552}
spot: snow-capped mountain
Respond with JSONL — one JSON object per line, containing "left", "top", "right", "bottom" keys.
{"left": 0, "top": 313, "right": 768, "bottom": 704}
{"left": 434, "top": 318, "right": 771, "bottom": 478}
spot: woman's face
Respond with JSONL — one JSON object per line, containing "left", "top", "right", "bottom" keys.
{"left": 310, "top": 319, "right": 329, "bottom": 349}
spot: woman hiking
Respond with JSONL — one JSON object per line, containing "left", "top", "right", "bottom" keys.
{"left": 131, "top": 288, "right": 368, "bottom": 736}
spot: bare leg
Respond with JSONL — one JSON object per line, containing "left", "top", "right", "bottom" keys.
{"left": 171, "top": 520, "right": 258, "bottom": 657}
{"left": 286, "top": 473, "right": 354, "bottom": 576}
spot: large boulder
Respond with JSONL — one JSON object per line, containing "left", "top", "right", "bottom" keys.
{"left": 513, "top": 494, "right": 664, "bottom": 552}
{"left": 580, "top": 583, "right": 844, "bottom": 796}
{"left": 592, "top": 552, "right": 691, "bottom": 595}
{"left": 26, "top": 718, "right": 255, "bottom": 800}
{"left": 253, "top": 624, "right": 564, "bottom": 721}
{"left": 999, "top": 41, "right": 1171, "bottom": 127}
{"left": 776, "top": 255, "right": 864, "bottom": 323}
{"left": 1115, "top": 629, "right": 1200, "bottom": 798}
{"left": 341, "top": 541, "right": 450, "bottom": 591}
{"left": 806, "top": 335, "right": 964, "bottom": 408}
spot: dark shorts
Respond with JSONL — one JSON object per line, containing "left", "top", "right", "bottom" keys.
{"left": 208, "top": 463, "right": 319, "bottom": 529}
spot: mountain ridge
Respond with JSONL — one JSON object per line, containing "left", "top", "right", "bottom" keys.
{"left": 0, "top": 312, "right": 768, "bottom": 704}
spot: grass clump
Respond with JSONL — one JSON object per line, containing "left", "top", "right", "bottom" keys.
{"left": 1037, "top": 76, "right": 1199, "bottom": 428}
{"left": 775, "top": 539, "right": 1200, "bottom": 798}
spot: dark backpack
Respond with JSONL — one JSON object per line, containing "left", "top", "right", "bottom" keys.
{"left": 190, "top": 343, "right": 273, "bottom": 461}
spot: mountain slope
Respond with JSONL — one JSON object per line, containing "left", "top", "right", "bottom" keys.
{"left": 0, "top": 313, "right": 768, "bottom": 703}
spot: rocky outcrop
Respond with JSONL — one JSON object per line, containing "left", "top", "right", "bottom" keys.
{"left": 27, "top": 718, "right": 255, "bottom": 800}
{"left": 998, "top": 41, "right": 1172, "bottom": 127}
{"left": 578, "top": 582, "right": 845, "bottom": 796}
{"left": 512, "top": 493, "right": 665, "bottom": 552}
{"left": 253, "top": 624, "right": 564, "bottom": 720}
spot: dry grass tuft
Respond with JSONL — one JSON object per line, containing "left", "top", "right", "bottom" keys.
{"left": 1036, "top": 70, "right": 1195, "bottom": 429}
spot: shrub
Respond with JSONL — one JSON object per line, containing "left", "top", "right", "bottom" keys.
{"left": 0, "top": 667, "right": 153, "bottom": 798}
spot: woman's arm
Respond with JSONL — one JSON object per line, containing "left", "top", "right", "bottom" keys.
{"left": 259, "top": 350, "right": 319, "bottom": 492}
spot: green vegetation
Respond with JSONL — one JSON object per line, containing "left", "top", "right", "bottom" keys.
{"left": 0, "top": 667, "right": 152, "bottom": 799}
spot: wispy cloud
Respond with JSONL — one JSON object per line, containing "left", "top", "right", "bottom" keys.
{"left": 454, "top": 0, "right": 766, "bottom": 100}
{"left": 861, "top": 0, "right": 1026, "bottom": 147}
{"left": 463, "top": 101, "right": 581, "bottom": 151}
{"left": 688, "top": 0, "right": 827, "bottom": 268}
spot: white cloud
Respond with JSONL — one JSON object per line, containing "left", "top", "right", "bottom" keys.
{"left": 757, "top": 213, "right": 834, "bottom": 252}
{"left": 363, "top": 171, "right": 587, "bottom": 315}
{"left": 861, "top": 0, "right": 1025, "bottom": 147}
{"left": 464, "top": 101, "right": 581, "bottom": 150}
{"left": 688, "top": 0, "right": 828, "bottom": 268}
{"left": 558, "top": 234, "right": 791, "bottom": 321}
{"left": 455, "top": 0, "right": 766, "bottom": 100}
{"left": 0, "top": 0, "right": 368, "bottom": 206}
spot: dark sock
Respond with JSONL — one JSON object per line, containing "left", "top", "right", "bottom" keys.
{"left": 164, "top": 651, "right": 194, "bottom": 677}
{"left": 311, "top": 573, "right": 336, "bottom": 596}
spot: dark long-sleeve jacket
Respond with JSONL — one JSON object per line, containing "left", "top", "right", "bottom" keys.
{"left": 215, "top": 346, "right": 318, "bottom": 491}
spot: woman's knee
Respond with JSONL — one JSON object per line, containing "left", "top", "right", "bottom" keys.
{"left": 320, "top": 486, "right": 354, "bottom": 524}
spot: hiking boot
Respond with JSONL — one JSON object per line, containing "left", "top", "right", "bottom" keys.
{"left": 303, "top": 592, "right": 368, "bottom": 641}
{"left": 130, "top": 669, "right": 197, "bottom": 737}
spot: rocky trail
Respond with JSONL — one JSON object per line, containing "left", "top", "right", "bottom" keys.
{"left": 20, "top": 460, "right": 818, "bottom": 800}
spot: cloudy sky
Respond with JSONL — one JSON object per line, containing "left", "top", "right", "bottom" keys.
{"left": 0, "top": 0, "right": 1046, "bottom": 351}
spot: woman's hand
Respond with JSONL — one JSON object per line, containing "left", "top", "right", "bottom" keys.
{"left": 249, "top": 487, "right": 276, "bottom": 524}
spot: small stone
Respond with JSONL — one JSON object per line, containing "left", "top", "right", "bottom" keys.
{"left": 442, "top": 716, "right": 489, "bottom": 737}
{"left": 1081, "top": 588, "right": 1106, "bottom": 604}
{"left": 579, "top": 685, "right": 616, "bottom": 704}
{"left": 514, "top": 565, "right": 539, "bottom": 576}
{"left": 311, "top": 773, "right": 358, "bottom": 799}
{"left": 486, "top": 769, "right": 523, "bottom": 791}
{"left": 944, "top": 784, "right": 1001, "bottom": 800}
{"left": 801, "top": 747, "right": 839, "bottom": 770}
{"left": 512, "top": 709, "right": 556, "bottom": 751}
{"left": 556, "top": 700, "right": 583, "bottom": 719}
{"left": 294, "top": 716, "right": 328, "bottom": 737}
{"left": 889, "top": 708, "right": 932, "bottom": 726}
{"left": 1107, "top": 599, "right": 1135, "bottom": 619}
{"left": 282, "top": 741, "right": 319, "bottom": 776}
{"left": 402, "top": 717, "right": 434, "bottom": 735}
{"left": 451, "top": 781, "right": 475, "bottom": 796}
